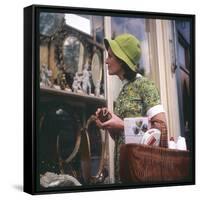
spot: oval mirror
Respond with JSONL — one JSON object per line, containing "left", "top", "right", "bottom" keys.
{"left": 63, "top": 36, "right": 84, "bottom": 74}
{"left": 80, "top": 115, "right": 107, "bottom": 184}
{"left": 91, "top": 50, "right": 102, "bottom": 87}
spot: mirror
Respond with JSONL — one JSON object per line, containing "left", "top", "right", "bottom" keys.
{"left": 91, "top": 50, "right": 102, "bottom": 87}
{"left": 63, "top": 36, "right": 84, "bottom": 74}
{"left": 83, "top": 115, "right": 107, "bottom": 184}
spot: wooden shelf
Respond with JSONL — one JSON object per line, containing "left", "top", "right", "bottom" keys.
{"left": 40, "top": 86, "right": 107, "bottom": 106}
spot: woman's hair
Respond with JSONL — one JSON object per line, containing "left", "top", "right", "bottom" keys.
{"left": 118, "top": 59, "right": 138, "bottom": 81}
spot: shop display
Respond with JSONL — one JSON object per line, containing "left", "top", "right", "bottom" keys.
{"left": 24, "top": 4, "right": 195, "bottom": 195}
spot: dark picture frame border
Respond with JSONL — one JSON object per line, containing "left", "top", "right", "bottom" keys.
{"left": 24, "top": 4, "right": 195, "bottom": 195}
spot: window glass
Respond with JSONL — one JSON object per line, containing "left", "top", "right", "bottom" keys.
{"left": 111, "top": 17, "right": 150, "bottom": 76}
{"left": 178, "top": 42, "right": 186, "bottom": 67}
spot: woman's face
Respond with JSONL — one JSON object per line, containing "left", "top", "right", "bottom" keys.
{"left": 106, "top": 47, "right": 124, "bottom": 79}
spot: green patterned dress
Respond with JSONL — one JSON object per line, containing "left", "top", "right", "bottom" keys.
{"left": 113, "top": 75, "right": 160, "bottom": 183}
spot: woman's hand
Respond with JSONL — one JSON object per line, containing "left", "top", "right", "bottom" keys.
{"left": 95, "top": 108, "right": 124, "bottom": 132}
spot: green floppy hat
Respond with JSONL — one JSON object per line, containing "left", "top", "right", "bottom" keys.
{"left": 104, "top": 33, "right": 141, "bottom": 72}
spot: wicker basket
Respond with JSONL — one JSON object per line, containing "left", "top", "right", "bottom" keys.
{"left": 120, "top": 143, "right": 192, "bottom": 183}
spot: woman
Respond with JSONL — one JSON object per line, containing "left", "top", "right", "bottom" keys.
{"left": 95, "top": 33, "right": 167, "bottom": 183}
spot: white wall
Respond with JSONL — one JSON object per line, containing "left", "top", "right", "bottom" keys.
{"left": 0, "top": 0, "right": 199, "bottom": 199}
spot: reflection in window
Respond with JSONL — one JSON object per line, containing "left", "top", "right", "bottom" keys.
{"left": 92, "top": 16, "right": 104, "bottom": 44}
{"left": 65, "top": 14, "right": 91, "bottom": 35}
{"left": 178, "top": 42, "right": 186, "bottom": 67}
{"left": 40, "top": 13, "right": 64, "bottom": 36}
{"left": 111, "top": 17, "right": 150, "bottom": 76}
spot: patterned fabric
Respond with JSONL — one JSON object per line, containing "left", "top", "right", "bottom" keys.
{"left": 113, "top": 76, "right": 160, "bottom": 183}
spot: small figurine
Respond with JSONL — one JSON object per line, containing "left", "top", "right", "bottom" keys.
{"left": 72, "top": 77, "right": 79, "bottom": 93}
{"left": 82, "top": 64, "right": 91, "bottom": 95}
{"left": 40, "top": 64, "right": 53, "bottom": 87}
{"left": 56, "top": 66, "right": 73, "bottom": 91}
{"left": 72, "top": 72, "right": 82, "bottom": 93}
{"left": 95, "top": 80, "right": 101, "bottom": 97}
{"left": 60, "top": 73, "right": 67, "bottom": 90}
